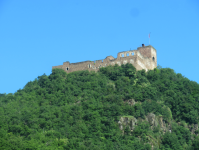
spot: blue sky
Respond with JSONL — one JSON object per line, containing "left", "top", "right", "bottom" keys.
{"left": 0, "top": 0, "right": 199, "bottom": 94}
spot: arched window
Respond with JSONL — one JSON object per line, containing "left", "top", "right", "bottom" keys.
{"left": 152, "top": 57, "right": 155, "bottom": 61}
{"left": 66, "top": 67, "right": 69, "bottom": 70}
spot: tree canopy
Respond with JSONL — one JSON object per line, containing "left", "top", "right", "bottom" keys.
{"left": 0, "top": 63, "right": 199, "bottom": 149}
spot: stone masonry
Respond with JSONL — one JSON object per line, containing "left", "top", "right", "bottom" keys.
{"left": 52, "top": 44, "right": 157, "bottom": 73}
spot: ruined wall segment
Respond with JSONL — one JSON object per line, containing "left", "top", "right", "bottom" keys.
{"left": 52, "top": 45, "right": 157, "bottom": 73}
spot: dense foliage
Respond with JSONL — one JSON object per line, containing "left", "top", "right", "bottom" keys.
{"left": 0, "top": 63, "right": 199, "bottom": 149}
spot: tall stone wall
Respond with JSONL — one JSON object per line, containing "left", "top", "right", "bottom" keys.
{"left": 52, "top": 45, "right": 157, "bottom": 73}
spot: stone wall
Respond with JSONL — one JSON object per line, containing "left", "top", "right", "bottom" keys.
{"left": 52, "top": 45, "right": 157, "bottom": 73}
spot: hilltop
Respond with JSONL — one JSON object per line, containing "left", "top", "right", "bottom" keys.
{"left": 0, "top": 63, "right": 199, "bottom": 150}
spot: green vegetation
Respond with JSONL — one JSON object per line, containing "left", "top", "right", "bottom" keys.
{"left": 0, "top": 63, "right": 199, "bottom": 149}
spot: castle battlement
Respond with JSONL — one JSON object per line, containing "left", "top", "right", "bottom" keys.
{"left": 52, "top": 44, "right": 157, "bottom": 73}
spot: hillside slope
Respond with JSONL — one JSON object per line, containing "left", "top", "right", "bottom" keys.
{"left": 0, "top": 63, "right": 199, "bottom": 150}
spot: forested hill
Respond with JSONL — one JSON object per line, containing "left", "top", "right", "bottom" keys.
{"left": 1, "top": 63, "right": 199, "bottom": 150}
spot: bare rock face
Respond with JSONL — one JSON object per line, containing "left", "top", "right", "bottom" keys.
{"left": 118, "top": 113, "right": 171, "bottom": 133}
{"left": 118, "top": 116, "right": 137, "bottom": 131}
{"left": 146, "top": 113, "right": 157, "bottom": 126}
{"left": 118, "top": 114, "right": 173, "bottom": 150}
{"left": 146, "top": 113, "right": 172, "bottom": 133}
{"left": 118, "top": 105, "right": 198, "bottom": 150}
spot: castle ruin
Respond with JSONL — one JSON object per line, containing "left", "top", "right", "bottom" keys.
{"left": 52, "top": 44, "right": 157, "bottom": 73}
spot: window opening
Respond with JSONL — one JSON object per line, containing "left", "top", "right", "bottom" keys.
{"left": 66, "top": 67, "right": 69, "bottom": 70}
{"left": 131, "top": 52, "right": 134, "bottom": 56}
{"left": 126, "top": 53, "right": 129, "bottom": 56}
{"left": 121, "top": 54, "right": 124, "bottom": 57}
{"left": 152, "top": 57, "right": 155, "bottom": 61}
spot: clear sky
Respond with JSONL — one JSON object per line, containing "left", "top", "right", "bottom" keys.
{"left": 0, "top": 0, "right": 199, "bottom": 94}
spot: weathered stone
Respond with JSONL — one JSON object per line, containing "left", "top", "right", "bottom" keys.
{"left": 118, "top": 116, "right": 137, "bottom": 131}
{"left": 119, "top": 113, "right": 172, "bottom": 134}
{"left": 146, "top": 113, "right": 157, "bottom": 126}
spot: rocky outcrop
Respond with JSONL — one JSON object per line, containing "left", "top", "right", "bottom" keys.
{"left": 119, "top": 100, "right": 198, "bottom": 149}
{"left": 118, "top": 113, "right": 171, "bottom": 134}
{"left": 118, "top": 116, "right": 137, "bottom": 133}
{"left": 118, "top": 113, "right": 171, "bottom": 150}
{"left": 145, "top": 113, "right": 171, "bottom": 133}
